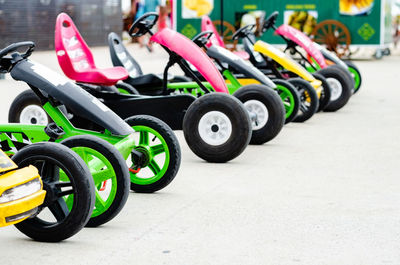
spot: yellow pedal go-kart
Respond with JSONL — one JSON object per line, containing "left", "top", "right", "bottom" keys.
{"left": 0, "top": 149, "right": 45, "bottom": 227}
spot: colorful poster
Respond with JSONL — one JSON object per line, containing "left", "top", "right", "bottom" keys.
{"left": 339, "top": 0, "right": 375, "bottom": 16}
{"left": 182, "top": 0, "right": 213, "bottom": 18}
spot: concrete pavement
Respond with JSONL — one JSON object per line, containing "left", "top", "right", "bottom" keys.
{"left": 0, "top": 44, "right": 399, "bottom": 265}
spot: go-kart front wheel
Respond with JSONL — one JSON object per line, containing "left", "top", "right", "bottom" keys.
{"left": 288, "top": 78, "right": 319, "bottom": 122}
{"left": 344, "top": 60, "right": 362, "bottom": 93}
{"left": 317, "top": 65, "right": 352, "bottom": 112}
{"left": 312, "top": 73, "right": 332, "bottom": 112}
{"left": 60, "top": 135, "right": 130, "bottom": 227}
{"left": 272, "top": 79, "right": 301, "bottom": 124}
{"left": 125, "top": 115, "right": 181, "bottom": 193}
{"left": 8, "top": 90, "right": 50, "bottom": 125}
{"left": 12, "top": 142, "right": 95, "bottom": 242}
{"left": 233, "top": 84, "right": 285, "bottom": 144}
{"left": 183, "top": 93, "right": 251, "bottom": 163}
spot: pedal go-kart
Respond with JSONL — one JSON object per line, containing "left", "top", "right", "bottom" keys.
{"left": 1, "top": 142, "right": 95, "bottom": 242}
{"left": 109, "top": 28, "right": 287, "bottom": 143}
{"left": 195, "top": 19, "right": 301, "bottom": 124}
{"left": 264, "top": 11, "right": 361, "bottom": 94}
{"left": 52, "top": 12, "right": 252, "bottom": 162}
{"left": 3, "top": 41, "right": 180, "bottom": 230}
{"left": 260, "top": 11, "right": 357, "bottom": 110}
{"left": 177, "top": 30, "right": 299, "bottom": 125}
{"left": 202, "top": 16, "right": 324, "bottom": 122}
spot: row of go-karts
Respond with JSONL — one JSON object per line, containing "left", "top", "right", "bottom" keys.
{"left": 0, "top": 11, "right": 361, "bottom": 242}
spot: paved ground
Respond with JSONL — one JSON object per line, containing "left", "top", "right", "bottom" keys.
{"left": 0, "top": 44, "right": 399, "bottom": 265}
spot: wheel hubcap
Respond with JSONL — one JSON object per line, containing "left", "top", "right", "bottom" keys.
{"left": 243, "top": 100, "right": 269, "bottom": 131}
{"left": 20, "top": 105, "right": 48, "bottom": 125}
{"left": 326, "top": 78, "right": 343, "bottom": 101}
{"left": 198, "top": 111, "right": 232, "bottom": 146}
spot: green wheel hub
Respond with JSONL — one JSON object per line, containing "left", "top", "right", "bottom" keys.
{"left": 129, "top": 125, "right": 170, "bottom": 185}
{"left": 348, "top": 66, "right": 361, "bottom": 92}
{"left": 275, "top": 84, "right": 295, "bottom": 119}
{"left": 61, "top": 147, "right": 117, "bottom": 218}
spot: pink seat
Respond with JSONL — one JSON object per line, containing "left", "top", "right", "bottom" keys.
{"left": 55, "top": 13, "right": 128, "bottom": 86}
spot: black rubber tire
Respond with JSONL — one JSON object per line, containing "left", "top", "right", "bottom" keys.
{"left": 344, "top": 60, "right": 362, "bottom": 94}
{"left": 60, "top": 135, "right": 130, "bottom": 227}
{"left": 8, "top": 90, "right": 51, "bottom": 124}
{"left": 312, "top": 73, "right": 331, "bottom": 112}
{"left": 233, "top": 84, "right": 285, "bottom": 144}
{"left": 125, "top": 115, "right": 181, "bottom": 193}
{"left": 272, "top": 79, "right": 301, "bottom": 124}
{"left": 12, "top": 142, "right": 95, "bottom": 242}
{"left": 317, "top": 65, "right": 353, "bottom": 112}
{"left": 171, "top": 75, "right": 193, "bottom": 82}
{"left": 115, "top": 82, "right": 140, "bottom": 95}
{"left": 288, "top": 78, "right": 319, "bottom": 122}
{"left": 183, "top": 93, "right": 251, "bottom": 163}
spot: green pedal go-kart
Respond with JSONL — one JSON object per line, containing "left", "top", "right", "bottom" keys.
{"left": 1, "top": 140, "right": 96, "bottom": 242}
{"left": 1, "top": 42, "right": 181, "bottom": 229}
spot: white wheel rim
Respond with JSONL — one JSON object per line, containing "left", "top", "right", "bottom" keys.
{"left": 326, "top": 78, "right": 343, "bottom": 101}
{"left": 244, "top": 100, "right": 269, "bottom": 131}
{"left": 198, "top": 111, "right": 232, "bottom": 146}
{"left": 19, "top": 105, "right": 49, "bottom": 125}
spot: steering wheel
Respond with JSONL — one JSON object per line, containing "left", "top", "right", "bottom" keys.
{"left": 231, "top": 24, "right": 256, "bottom": 41}
{"left": 128, "top": 12, "right": 159, "bottom": 37}
{"left": 262, "top": 11, "right": 279, "bottom": 33}
{"left": 0, "top": 41, "right": 35, "bottom": 60}
{"left": 192, "top": 31, "right": 214, "bottom": 48}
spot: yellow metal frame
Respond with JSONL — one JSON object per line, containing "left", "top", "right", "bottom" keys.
{"left": 0, "top": 165, "right": 46, "bottom": 227}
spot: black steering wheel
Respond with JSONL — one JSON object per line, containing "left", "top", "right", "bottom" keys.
{"left": 231, "top": 24, "right": 256, "bottom": 41}
{"left": 0, "top": 41, "right": 35, "bottom": 60}
{"left": 128, "top": 12, "right": 159, "bottom": 37}
{"left": 192, "top": 31, "right": 214, "bottom": 48}
{"left": 262, "top": 11, "right": 279, "bottom": 33}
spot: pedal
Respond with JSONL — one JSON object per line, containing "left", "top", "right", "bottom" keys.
{"left": 44, "top": 123, "right": 65, "bottom": 141}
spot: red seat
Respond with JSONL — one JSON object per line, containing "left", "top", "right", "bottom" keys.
{"left": 55, "top": 13, "right": 128, "bottom": 86}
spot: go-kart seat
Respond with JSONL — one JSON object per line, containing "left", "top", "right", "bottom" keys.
{"left": 108, "top": 32, "right": 166, "bottom": 94}
{"left": 201, "top": 15, "right": 250, "bottom": 60}
{"left": 55, "top": 13, "right": 128, "bottom": 86}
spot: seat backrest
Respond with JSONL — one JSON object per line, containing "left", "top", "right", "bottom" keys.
{"left": 55, "top": 13, "right": 96, "bottom": 79}
{"left": 108, "top": 32, "right": 143, "bottom": 78}
{"left": 201, "top": 16, "right": 225, "bottom": 48}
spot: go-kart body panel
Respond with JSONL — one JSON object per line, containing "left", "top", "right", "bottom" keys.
{"left": 253, "top": 40, "right": 316, "bottom": 83}
{"left": 0, "top": 164, "right": 46, "bottom": 227}
{"left": 10, "top": 60, "right": 133, "bottom": 136}
{"left": 78, "top": 87, "right": 196, "bottom": 130}
{"left": 206, "top": 45, "right": 276, "bottom": 89}
{"left": 150, "top": 28, "right": 229, "bottom": 93}
{"left": 275, "top": 25, "right": 327, "bottom": 68}
{"left": 200, "top": 15, "right": 225, "bottom": 48}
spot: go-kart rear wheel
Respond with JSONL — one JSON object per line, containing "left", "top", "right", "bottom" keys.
{"left": 12, "top": 142, "right": 95, "bottom": 242}
{"left": 125, "top": 115, "right": 181, "bottom": 193}
{"left": 183, "top": 93, "right": 251, "bottom": 163}
{"left": 288, "top": 78, "right": 319, "bottom": 122}
{"left": 344, "top": 60, "right": 362, "bottom": 93}
{"left": 312, "top": 73, "right": 331, "bottom": 112}
{"left": 8, "top": 90, "right": 50, "bottom": 125}
{"left": 60, "top": 135, "right": 130, "bottom": 227}
{"left": 317, "top": 65, "right": 352, "bottom": 112}
{"left": 233, "top": 84, "right": 285, "bottom": 144}
{"left": 272, "top": 79, "right": 301, "bottom": 124}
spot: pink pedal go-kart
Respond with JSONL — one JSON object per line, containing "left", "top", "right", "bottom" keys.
{"left": 259, "top": 12, "right": 359, "bottom": 109}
